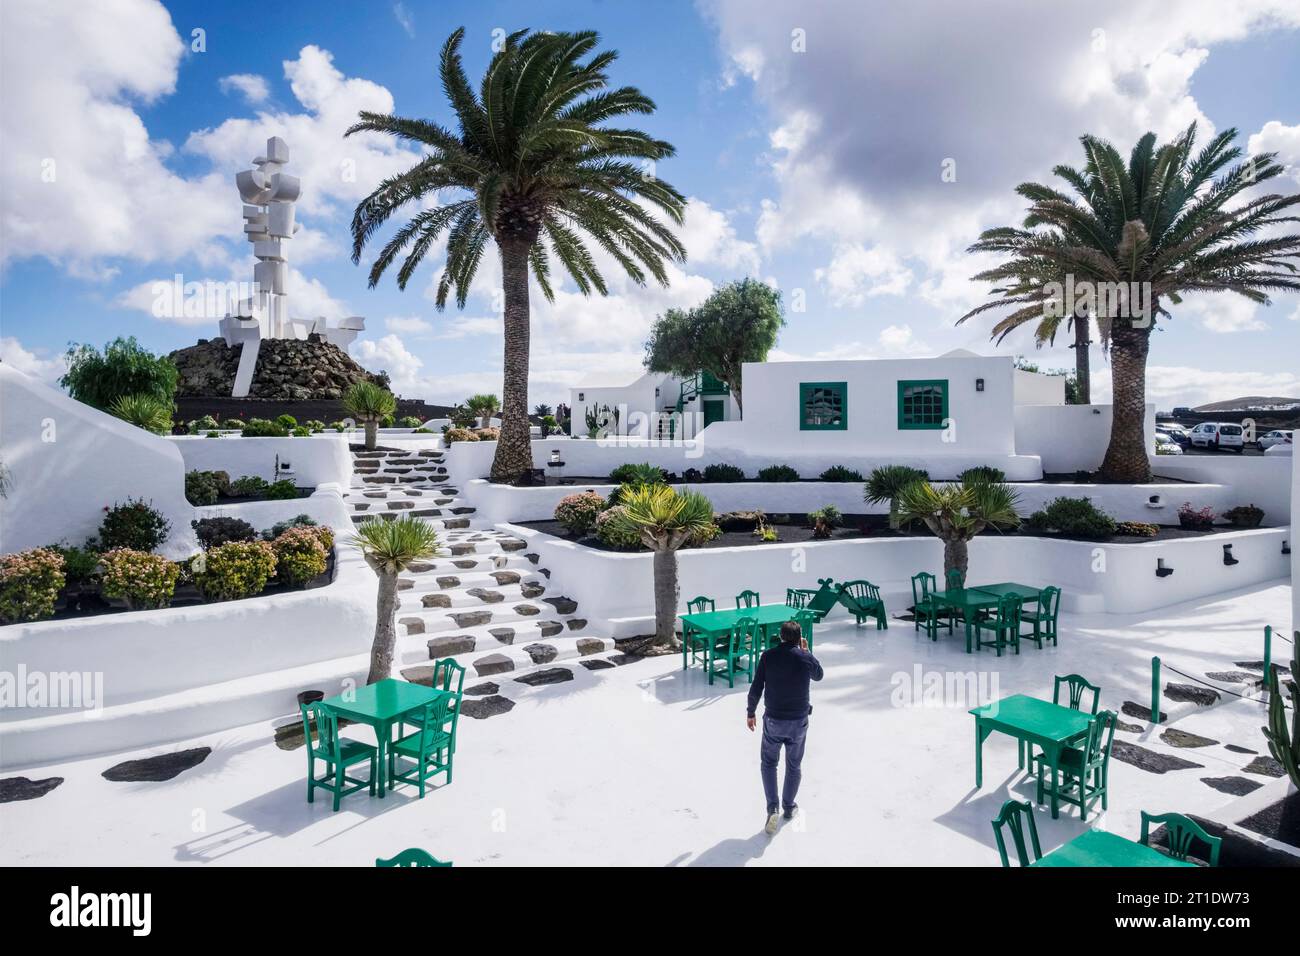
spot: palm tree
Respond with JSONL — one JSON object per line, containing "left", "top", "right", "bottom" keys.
{"left": 616, "top": 485, "right": 715, "bottom": 649}
{"left": 344, "top": 381, "right": 397, "bottom": 451}
{"left": 896, "top": 479, "right": 1021, "bottom": 584}
{"left": 466, "top": 393, "right": 500, "bottom": 429}
{"left": 962, "top": 124, "right": 1300, "bottom": 481}
{"left": 347, "top": 28, "right": 687, "bottom": 483}
{"left": 351, "top": 516, "right": 442, "bottom": 683}
{"left": 533, "top": 403, "right": 553, "bottom": 418}
{"left": 864, "top": 465, "right": 929, "bottom": 530}
{"left": 109, "top": 393, "right": 174, "bottom": 435}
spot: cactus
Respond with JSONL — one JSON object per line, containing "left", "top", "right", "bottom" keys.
{"left": 1263, "top": 633, "right": 1300, "bottom": 790}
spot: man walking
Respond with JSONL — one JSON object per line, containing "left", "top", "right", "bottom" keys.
{"left": 746, "top": 620, "right": 824, "bottom": 834}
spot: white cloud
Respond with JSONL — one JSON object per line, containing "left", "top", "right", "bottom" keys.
{"left": 218, "top": 73, "right": 270, "bottom": 104}
{"left": 0, "top": 337, "right": 66, "bottom": 382}
{"left": 815, "top": 243, "right": 913, "bottom": 305}
{"left": 1089, "top": 364, "right": 1300, "bottom": 407}
{"left": 1178, "top": 294, "right": 1267, "bottom": 333}
{"left": 392, "top": 3, "right": 415, "bottom": 38}
{"left": 351, "top": 334, "right": 424, "bottom": 393}
{"left": 385, "top": 316, "right": 433, "bottom": 335}
{"left": 679, "top": 197, "right": 761, "bottom": 273}
{"left": 1249, "top": 120, "right": 1300, "bottom": 185}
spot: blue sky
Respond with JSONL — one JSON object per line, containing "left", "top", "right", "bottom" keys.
{"left": 2, "top": 0, "right": 1298, "bottom": 410}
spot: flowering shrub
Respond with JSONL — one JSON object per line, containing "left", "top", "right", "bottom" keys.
{"left": 0, "top": 548, "right": 65, "bottom": 623}
{"left": 1114, "top": 521, "right": 1159, "bottom": 538}
{"left": 98, "top": 498, "right": 171, "bottom": 552}
{"left": 99, "top": 548, "right": 179, "bottom": 610}
{"left": 271, "top": 527, "right": 329, "bottom": 587}
{"left": 595, "top": 505, "right": 642, "bottom": 550}
{"left": 262, "top": 514, "right": 317, "bottom": 540}
{"left": 474, "top": 427, "right": 501, "bottom": 441}
{"left": 194, "top": 540, "right": 277, "bottom": 601}
{"left": 554, "top": 491, "right": 606, "bottom": 536}
{"left": 1177, "top": 502, "right": 1215, "bottom": 530}
{"left": 444, "top": 427, "right": 479, "bottom": 443}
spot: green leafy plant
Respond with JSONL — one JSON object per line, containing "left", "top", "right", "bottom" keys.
{"left": 276, "top": 414, "right": 298, "bottom": 429}
{"left": 808, "top": 505, "right": 842, "bottom": 539}
{"left": 398, "top": 415, "right": 423, "bottom": 429}
{"left": 271, "top": 527, "right": 329, "bottom": 587}
{"left": 265, "top": 479, "right": 299, "bottom": 500}
{"left": 754, "top": 520, "right": 779, "bottom": 542}
{"left": 351, "top": 516, "right": 442, "bottom": 682}
{"left": 99, "top": 498, "right": 171, "bottom": 552}
{"left": 865, "top": 465, "right": 930, "bottom": 530}
{"left": 329, "top": 420, "right": 348, "bottom": 432}
{"left": 49, "top": 543, "right": 99, "bottom": 585}
{"left": 1114, "top": 521, "right": 1159, "bottom": 538}
{"left": 820, "top": 465, "right": 863, "bottom": 482}
{"left": 343, "top": 381, "right": 398, "bottom": 451}
{"left": 444, "top": 427, "right": 479, "bottom": 444}
{"left": 554, "top": 491, "right": 607, "bottom": 536}
{"left": 194, "top": 540, "right": 277, "bottom": 602}
{"left": 757, "top": 464, "right": 800, "bottom": 482}
{"left": 1263, "top": 637, "right": 1300, "bottom": 790}
{"left": 228, "top": 475, "right": 270, "bottom": 498}
{"left": 99, "top": 548, "right": 179, "bottom": 610}
{"left": 595, "top": 505, "right": 642, "bottom": 550}
{"left": 241, "top": 418, "right": 290, "bottom": 438}
{"left": 609, "top": 462, "right": 667, "bottom": 485}
{"left": 186, "top": 415, "right": 220, "bottom": 434}
{"left": 192, "top": 516, "right": 257, "bottom": 550}
{"left": 1222, "top": 504, "right": 1264, "bottom": 528}
{"left": 222, "top": 419, "right": 246, "bottom": 431}
{"left": 703, "top": 463, "right": 745, "bottom": 483}
{"left": 958, "top": 466, "right": 1007, "bottom": 484}
{"left": 60, "top": 336, "right": 178, "bottom": 411}
{"left": 1025, "top": 497, "right": 1116, "bottom": 538}
{"left": 304, "top": 420, "right": 326, "bottom": 432}
{"left": 0, "top": 547, "right": 65, "bottom": 623}
{"left": 262, "top": 514, "right": 319, "bottom": 541}
{"left": 897, "top": 480, "right": 1021, "bottom": 583}
{"left": 109, "top": 393, "right": 174, "bottom": 434}
{"left": 184, "top": 469, "right": 230, "bottom": 506}
{"left": 291, "top": 426, "right": 312, "bottom": 437}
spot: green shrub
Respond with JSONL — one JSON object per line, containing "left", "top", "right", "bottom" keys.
{"left": 757, "top": 464, "right": 800, "bottom": 482}
{"left": 291, "top": 426, "right": 311, "bottom": 437}
{"left": 194, "top": 540, "right": 277, "bottom": 601}
{"left": 692, "top": 521, "right": 723, "bottom": 545}
{"left": 703, "top": 463, "right": 745, "bottom": 482}
{"left": 228, "top": 475, "right": 270, "bottom": 498}
{"left": 186, "top": 415, "right": 220, "bottom": 434}
{"left": 99, "top": 498, "right": 171, "bottom": 552}
{"left": 474, "top": 426, "right": 500, "bottom": 441}
{"left": 241, "top": 418, "right": 290, "bottom": 437}
{"left": 808, "top": 505, "right": 842, "bottom": 539}
{"left": 60, "top": 336, "right": 178, "bottom": 411}
{"left": 1223, "top": 504, "right": 1264, "bottom": 527}
{"left": 192, "top": 516, "right": 257, "bottom": 550}
{"left": 413, "top": 427, "right": 433, "bottom": 434}
{"left": 205, "top": 431, "right": 221, "bottom": 438}
{"left": 1025, "top": 497, "right": 1116, "bottom": 538}
{"left": 958, "top": 466, "right": 1007, "bottom": 484}
{"left": 304, "top": 420, "right": 326, "bottom": 433}
{"left": 99, "top": 548, "right": 179, "bottom": 610}
{"left": 820, "top": 465, "right": 863, "bottom": 482}
{"left": 265, "top": 479, "right": 299, "bottom": 500}
{"left": 609, "top": 462, "right": 667, "bottom": 485}
{"left": 444, "top": 427, "right": 479, "bottom": 443}
{"left": 276, "top": 414, "right": 298, "bottom": 429}
{"left": 262, "top": 513, "right": 318, "bottom": 541}
{"left": 49, "top": 543, "right": 99, "bottom": 585}
{"left": 381, "top": 413, "right": 395, "bottom": 427}
{"left": 271, "top": 527, "right": 328, "bottom": 587}
{"left": 109, "top": 393, "right": 174, "bottom": 434}
{"left": 184, "top": 469, "right": 230, "bottom": 506}
{"left": 1115, "top": 521, "right": 1159, "bottom": 538}
{"left": 595, "top": 505, "right": 643, "bottom": 550}
{"left": 398, "top": 415, "right": 422, "bottom": 429}
{"left": 0, "top": 548, "right": 65, "bottom": 623}
{"left": 554, "top": 491, "right": 606, "bottom": 536}
{"left": 222, "top": 419, "right": 246, "bottom": 431}
{"left": 329, "top": 421, "right": 348, "bottom": 432}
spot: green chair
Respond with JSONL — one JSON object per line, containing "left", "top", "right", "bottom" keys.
{"left": 735, "top": 589, "right": 760, "bottom": 610}
{"left": 1037, "top": 709, "right": 1117, "bottom": 822}
{"left": 709, "top": 617, "right": 757, "bottom": 687}
{"left": 300, "top": 701, "right": 377, "bottom": 812}
{"left": 785, "top": 588, "right": 811, "bottom": 609}
{"left": 909, "top": 572, "right": 952, "bottom": 640}
{"left": 801, "top": 577, "right": 840, "bottom": 622}
{"left": 682, "top": 595, "right": 715, "bottom": 671}
{"left": 402, "top": 658, "right": 466, "bottom": 747}
{"left": 793, "top": 608, "right": 816, "bottom": 653}
{"left": 1139, "top": 811, "right": 1222, "bottom": 867}
{"left": 376, "top": 848, "right": 453, "bottom": 867}
{"left": 991, "top": 799, "right": 1042, "bottom": 867}
{"left": 837, "top": 580, "right": 887, "bottom": 629}
{"left": 1021, "top": 586, "right": 1061, "bottom": 648}
{"left": 974, "top": 593, "right": 1023, "bottom": 656}
{"left": 389, "top": 695, "right": 456, "bottom": 797}
{"left": 1029, "top": 674, "right": 1101, "bottom": 770}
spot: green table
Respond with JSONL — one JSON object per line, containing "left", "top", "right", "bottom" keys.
{"left": 679, "top": 603, "right": 813, "bottom": 682}
{"left": 1032, "top": 829, "right": 1195, "bottom": 868}
{"left": 969, "top": 694, "right": 1094, "bottom": 818}
{"left": 933, "top": 583, "right": 1041, "bottom": 652}
{"left": 323, "top": 679, "right": 449, "bottom": 798}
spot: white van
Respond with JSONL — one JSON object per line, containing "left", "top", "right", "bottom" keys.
{"left": 1188, "top": 422, "right": 1245, "bottom": 452}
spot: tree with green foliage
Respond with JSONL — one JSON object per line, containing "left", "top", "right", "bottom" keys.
{"left": 864, "top": 465, "right": 930, "bottom": 530}
{"left": 897, "top": 480, "right": 1021, "bottom": 584}
{"left": 60, "top": 336, "right": 178, "bottom": 411}
{"left": 643, "top": 278, "right": 784, "bottom": 413}
{"left": 466, "top": 393, "right": 500, "bottom": 428}
{"left": 347, "top": 28, "right": 687, "bottom": 484}
{"left": 343, "top": 381, "right": 397, "bottom": 451}
{"left": 109, "top": 393, "right": 175, "bottom": 435}
{"left": 351, "top": 516, "right": 442, "bottom": 683}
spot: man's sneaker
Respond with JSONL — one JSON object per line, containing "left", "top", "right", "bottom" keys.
{"left": 783, "top": 804, "right": 799, "bottom": 821}
{"left": 764, "top": 811, "right": 780, "bottom": 835}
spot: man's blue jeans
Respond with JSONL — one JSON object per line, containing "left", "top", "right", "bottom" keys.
{"left": 760, "top": 715, "right": 808, "bottom": 814}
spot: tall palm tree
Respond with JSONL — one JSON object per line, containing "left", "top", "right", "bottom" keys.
{"left": 347, "top": 28, "right": 687, "bottom": 483}
{"left": 896, "top": 479, "right": 1021, "bottom": 583}
{"left": 961, "top": 124, "right": 1300, "bottom": 481}
{"left": 352, "top": 516, "right": 442, "bottom": 683}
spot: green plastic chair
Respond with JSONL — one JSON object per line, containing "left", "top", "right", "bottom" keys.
{"left": 802, "top": 578, "right": 840, "bottom": 622}
{"left": 837, "top": 580, "right": 887, "bottom": 629}
{"left": 402, "top": 658, "right": 466, "bottom": 747}
{"left": 1139, "top": 811, "right": 1222, "bottom": 867}
{"left": 793, "top": 608, "right": 816, "bottom": 653}
{"left": 709, "top": 617, "right": 757, "bottom": 687}
{"left": 785, "top": 587, "right": 811, "bottom": 609}
{"left": 682, "top": 595, "right": 715, "bottom": 671}
{"left": 1029, "top": 674, "right": 1102, "bottom": 770}
{"left": 1021, "top": 586, "right": 1061, "bottom": 648}
{"left": 735, "top": 589, "right": 760, "bottom": 610}
{"left": 300, "top": 701, "right": 377, "bottom": 812}
{"left": 974, "top": 593, "right": 1023, "bottom": 656}
{"left": 909, "top": 572, "right": 951, "bottom": 640}
{"left": 389, "top": 695, "right": 456, "bottom": 797}
{"left": 376, "top": 848, "right": 454, "bottom": 867}
{"left": 1037, "top": 709, "right": 1117, "bottom": 822}
{"left": 991, "top": 799, "right": 1042, "bottom": 867}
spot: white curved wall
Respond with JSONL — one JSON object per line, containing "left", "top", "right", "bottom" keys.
{"left": 170, "top": 434, "right": 353, "bottom": 487}
{"left": 0, "top": 364, "right": 197, "bottom": 558}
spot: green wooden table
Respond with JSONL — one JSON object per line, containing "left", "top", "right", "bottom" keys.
{"left": 969, "top": 693, "right": 1094, "bottom": 818}
{"left": 933, "top": 583, "right": 1041, "bottom": 652}
{"left": 1032, "top": 829, "right": 1195, "bottom": 868}
{"left": 679, "top": 603, "right": 813, "bottom": 682}
{"left": 323, "top": 679, "right": 449, "bottom": 798}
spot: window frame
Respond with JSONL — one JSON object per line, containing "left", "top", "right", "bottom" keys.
{"left": 799, "top": 381, "right": 848, "bottom": 431}
{"left": 897, "top": 379, "right": 949, "bottom": 430}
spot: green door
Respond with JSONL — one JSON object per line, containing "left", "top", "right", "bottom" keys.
{"left": 703, "top": 398, "right": 724, "bottom": 427}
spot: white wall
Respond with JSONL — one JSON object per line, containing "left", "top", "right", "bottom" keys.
{"left": 1014, "top": 369, "right": 1066, "bottom": 405}
{"left": 1014, "top": 403, "right": 1156, "bottom": 474}
{"left": 170, "top": 434, "right": 353, "bottom": 487}
{"left": 1150, "top": 454, "right": 1292, "bottom": 527}
{"left": 0, "top": 365, "right": 198, "bottom": 559}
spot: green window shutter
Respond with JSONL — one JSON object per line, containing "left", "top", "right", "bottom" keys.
{"left": 897, "top": 379, "right": 949, "bottom": 429}
{"left": 800, "top": 382, "right": 847, "bottom": 431}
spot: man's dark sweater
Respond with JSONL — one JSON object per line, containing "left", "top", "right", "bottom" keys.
{"left": 746, "top": 641, "right": 824, "bottom": 720}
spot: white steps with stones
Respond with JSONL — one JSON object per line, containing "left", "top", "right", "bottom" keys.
{"left": 348, "top": 446, "right": 611, "bottom": 681}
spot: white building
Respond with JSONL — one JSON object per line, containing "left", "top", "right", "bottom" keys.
{"left": 570, "top": 369, "right": 741, "bottom": 441}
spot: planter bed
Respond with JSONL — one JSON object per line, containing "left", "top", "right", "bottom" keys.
{"left": 211, "top": 485, "right": 314, "bottom": 505}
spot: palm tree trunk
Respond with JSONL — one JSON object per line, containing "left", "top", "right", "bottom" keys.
{"left": 491, "top": 239, "right": 535, "bottom": 483}
{"left": 888, "top": 498, "right": 901, "bottom": 531}
{"left": 651, "top": 547, "right": 681, "bottom": 648}
{"left": 364, "top": 420, "right": 378, "bottom": 451}
{"left": 943, "top": 537, "right": 968, "bottom": 583}
{"left": 1099, "top": 322, "right": 1152, "bottom": 482}
{"left": 1072, "top": 317, "right": 1091, "bottom": 405}
{"left": 367, "top": 567, "right": 399, "bottom": 683}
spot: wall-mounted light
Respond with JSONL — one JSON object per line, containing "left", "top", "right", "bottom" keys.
{"left": 1223, "top": 544, "right": 1239, "bottom": 567}
{"left": 1156, "top": 558, "right": 1174, "bottom": 577}
{"left": 1146, "top": 494, "right": 1163, "bottom": 509}
{"left": 975, "top": 378, "right": 984, "bottom": 392}
{"left": 1091, "top": 408, "right": 1102, "bottom": 415}
{"left": 1283, "top": 540, "right": 1291, "bottom": 555}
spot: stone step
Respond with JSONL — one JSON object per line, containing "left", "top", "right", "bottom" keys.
{"left": 403, "top": 553, "right": 536, "bottom": 574}
{"left": 412, "top": 631, "right": 609, "bottom": 675}
{"left": 350, "top": 512, "right": 471, "bottom": 527}
{"left": 400, "top": 564, "right": 540, "bottom": 588}
{"left": 397, "top": 580, "right": 548, "bottom": 611}
{"left": 396, "top": 601, "right": 560, "bottom": 634}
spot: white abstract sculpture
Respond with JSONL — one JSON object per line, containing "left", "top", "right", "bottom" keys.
{"left": 218, "top": 136, "right": 365, "bottom": 396}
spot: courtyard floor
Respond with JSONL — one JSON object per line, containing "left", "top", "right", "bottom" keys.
{"left": 0, "top": 580, "right": 1290, "bottom": 866}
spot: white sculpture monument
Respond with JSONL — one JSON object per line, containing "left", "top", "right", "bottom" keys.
{"left": 218, "top": 136, "right": 365, "bottom": 397}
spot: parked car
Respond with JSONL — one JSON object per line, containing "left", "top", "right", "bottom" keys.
{"left": 1159, "top": 423, "right": 1191, "bottom": 445}
{"left": 1154, "top": 432, "right": 1184, "bottom": 455}
{"left": 1188, "top": 421, "right": 1245, "bottom": 452}
{"left": 1172, "top": 406, "right": 1195, "bottom": 419}
{"left": 1257, "top": 429, "right": 1293, "bottom": 450}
